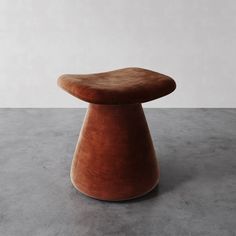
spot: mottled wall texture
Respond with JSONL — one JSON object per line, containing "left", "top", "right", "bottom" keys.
{"left": 0, "top": 0, "right": 235, "bottom": 107}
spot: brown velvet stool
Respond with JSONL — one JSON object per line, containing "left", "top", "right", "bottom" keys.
{"left": 58, "top": 67, "right": 176, "bottom": 201}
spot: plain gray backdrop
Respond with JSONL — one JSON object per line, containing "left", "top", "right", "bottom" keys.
{"left": 0, "top": 0, "right": 236, "bottom": 107}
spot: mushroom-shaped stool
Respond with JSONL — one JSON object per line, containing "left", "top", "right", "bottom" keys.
{"left": 58, "top": 67, "right": 176, "bottom": 201}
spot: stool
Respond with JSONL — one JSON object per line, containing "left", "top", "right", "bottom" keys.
{"left": 58, "top": 67, "right": 176, "bottom": 201}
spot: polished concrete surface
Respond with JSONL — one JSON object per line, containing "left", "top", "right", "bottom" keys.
{"left": 0, "top": 109, "right": 235, "bottom": 236}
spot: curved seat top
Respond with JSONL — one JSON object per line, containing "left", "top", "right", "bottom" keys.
{"left": 58, "top": 67, "right": 176, "bottom": 104}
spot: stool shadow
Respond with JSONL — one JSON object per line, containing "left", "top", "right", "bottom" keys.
{"left": 122, "top": 153, "right": 195, "bottom": 203}
{"left": 69, "top": 151, "right": 196, "bottom": 204}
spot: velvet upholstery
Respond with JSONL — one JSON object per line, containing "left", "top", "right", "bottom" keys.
{"left": 58, "top": 67, "right": 176, "bottom": 104}
{"left": 58, "top": 67, "right": 176, "bottom": 201}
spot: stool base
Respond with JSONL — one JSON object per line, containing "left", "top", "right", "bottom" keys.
{"left": 70, "top": 103, "right": 159, "bottom": 201}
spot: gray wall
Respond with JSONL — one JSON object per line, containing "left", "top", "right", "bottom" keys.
{"left": 0, "top": 0, "right": 235, "bottom": 107}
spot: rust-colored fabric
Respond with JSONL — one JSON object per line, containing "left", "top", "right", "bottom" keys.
{"left": 58, "top": 67, "right": 176, "bottom": 104}
{"left": 57, "top": 67, "right": 176, "bottom": 201}
{"left": 71, "top": 104, "right": 159, "bottom": 201}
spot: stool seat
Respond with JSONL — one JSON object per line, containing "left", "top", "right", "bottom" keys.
{"left": 58, "top": 67, "right": 176, "bottom": 104}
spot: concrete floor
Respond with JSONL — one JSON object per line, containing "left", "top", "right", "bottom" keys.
{"left": 0, "top": 108, "right": 235, "bottom": 236}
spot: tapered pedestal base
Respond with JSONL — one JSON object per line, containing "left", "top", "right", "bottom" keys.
{"left": 71, "top": 103, "right": 159, "bottom": 201}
